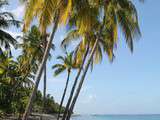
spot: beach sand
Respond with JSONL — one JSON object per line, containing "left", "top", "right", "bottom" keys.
{"left": 29, "top": 113, "right": 57, "bottom": 120}
{"left": 2, "top": 113, "right": 57, "bottom": 120}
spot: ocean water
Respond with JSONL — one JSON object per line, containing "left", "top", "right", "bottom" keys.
{"left": 71, "top": 115, "right": 160, "bottom": 120}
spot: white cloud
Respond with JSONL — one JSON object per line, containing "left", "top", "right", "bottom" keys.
{"left": 11, "top": 4, "right": 25, "bottom": 19}
{"left": 79, "top": 93, "right": 97, "bottom": 104}
{"left": 81, "top": 85, "right": 92, "bottom": 93}
{"left": 0, "top": 3, "right": 25, "bottom": 20}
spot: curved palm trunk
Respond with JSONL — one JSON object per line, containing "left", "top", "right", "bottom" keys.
{"left": 43, "top": 64, "right": 47, "bottom": 113}
{"left": 57, "top": 70, "right": 71, "bottom": 120}
{"left": 62, "top": 43, "right": 90, "bottom": 120}
{"left": 66, "top": 39, "right": 98, "bottom": 120}
{"left": 22, "top": 13, "right": 59, "bottom": 120}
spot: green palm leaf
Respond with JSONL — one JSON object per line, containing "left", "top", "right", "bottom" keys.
{"left": 54, "top": 66, "right": 66, "bottom": 76}
{"left": 61, "top": 29, "right": 80, "bottom": 48}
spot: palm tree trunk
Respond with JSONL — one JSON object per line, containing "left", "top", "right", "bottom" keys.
{"left": 43, "top": 34, "right": 47, "bottom": 113}
{"left": 43, "top": 64, "right": 47, "bottom": 113}
{"left": 66, "top": 38, "right": 98, "bottom": 120}
{"left": 57, "top": 70, "right": 71, "bottom": 120}
{"left": 22, "top": 13, "right": 59, "bottom": 120}
{"left": 62, "top": 43, "right": 90, "bottom": 120}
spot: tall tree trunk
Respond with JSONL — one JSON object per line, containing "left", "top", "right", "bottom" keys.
{"left": 66, "top": 39, "right": 98, "bottom": 120}
{"left": 62, "top": 43, "right": 90, "bottom": 120}
{"left": 57, "top": 70, "right": 71, "bottom": 120}
{"left": 43, "top": 64, "right": 47, "bottom": 113}
{"left": 22, "top": 13, "right": 59, "bottom": 120}
{"left": 43, "top": 34, "right": 47, "bottom": 113}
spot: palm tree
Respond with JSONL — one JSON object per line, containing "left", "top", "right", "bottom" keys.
{"left": 22, "top": 0, "right": 73, "bottom": 118}
{"left": 22, "top": 0, "right": 100, "bottom": 119}
{"left": 0, "top": 0, "right": 20, "bottom": 55}
{"left": 22, "top": 13, "right": 59, "bottom": 120}
{"left": 60, "top": 1, "right": 112, "bottom": 117}
{"left": 65, "top": 0, "right": 142, "bottom": 119}
{"left": 16, "top": 25, "right": 44, "bottom": 79}
{"left": 61, "top": 30, "right": 105, "bottom": 120}
{"left": 61, "top": 1, "right": 113, "bottom": 118}
{"left": 17, "top": 26, "right": 54, "bottom": 113}
{"left": 52, "top": 52, "right": 78, "bottom": 120}
{"left": 62, "top": 30, "right": 114, "bottom": 119}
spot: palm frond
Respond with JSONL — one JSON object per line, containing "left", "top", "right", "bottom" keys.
{"left": 57, "top": 55, "right": 65, "bottom": 62}
{"left": 39, "top": 0, "right": 57, "bottom": 34}
{"left": 93, "top": 44, "right": 102, "bottom": 64}
{"left": 0, "top": 29, "right": 17, "bottom": 47}
{"left": 115, "top": 0, "right": 141, "bottom": 52}
{"left": 59, "top": 0, "right": 72, "bottom": 24}
{"left": 61, "top": 29, "right": 80, "bottom": 48}
{"left": 23, "top": 0, "right": 44, "bottom": 32}
{"left": 53, "top": 66, "right": 66, "bottom": 76}
{"left": 52, "top": 64, "right": 65, "bottom": 70}
{"left": 0, "top": 12, "right": 21, "bottom": 28}
{"left": 116, "top": 10, "right": 140, "bottom": 52}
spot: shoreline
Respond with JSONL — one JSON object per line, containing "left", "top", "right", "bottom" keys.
{"left": 2, "top": 113, "right": 57, "bottom": 120}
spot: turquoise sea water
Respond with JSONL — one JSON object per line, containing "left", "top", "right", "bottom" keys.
{"left": 71, "top": 115, "right": 160, "bottom": 120}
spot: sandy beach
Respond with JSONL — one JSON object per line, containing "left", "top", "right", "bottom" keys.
{"left": 2, "top": 113, "right": 57, "bottom": 120}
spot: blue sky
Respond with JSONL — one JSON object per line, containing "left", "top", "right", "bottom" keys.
{"left": 5, "top": 0, "right": 160, "bottom": 114}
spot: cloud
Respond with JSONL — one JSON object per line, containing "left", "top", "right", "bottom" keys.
{"left": 0, "top": 2, "right": 25, "bottom": 20}
{"left": 11, "top": 4, "right": 25, "bottom": 19}
{"left": 81, "top": 85, "right": 92, "bottom": 93}
{"left": 79, "top": 93, "right": 97, "bottom": 104}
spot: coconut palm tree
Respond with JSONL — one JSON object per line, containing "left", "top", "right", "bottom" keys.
{"left": 22, "top": 0, "right": 73, "bottom": 118}
{"left": 61, "top": 1, "right": 113, "bottom": 118}
{"left": 17, "top": 25, "right": 54, "bottom": 113}
{"left": 61, "top": 29, "right": 109, "bottom": 120}
{"left": 52, "top": 52, "right": 78, "bottom": 120}
{"left": 65, "top": 0, "right": 142, "bottom": 119}
{"left": 0, "top": 0, "right": 20, "bottom": 55}
{"left": 22, "top": 0, "right": 101, "bottom": 119}
{"left": 16, "top": 26, "right": 45, "bottom": 81}
{"left": 22, "top": 13, "right": 59, "bottom": 120}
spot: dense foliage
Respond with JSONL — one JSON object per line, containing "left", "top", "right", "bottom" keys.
{"left": 0, "top": 52, "right": 65, "bottom": 118}
{"left": 0, "top": 1, "right": 64, "bottom": 117}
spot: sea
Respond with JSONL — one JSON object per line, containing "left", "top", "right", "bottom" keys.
{"left": 71, "top": 115, "right": 160, "bottom": 120}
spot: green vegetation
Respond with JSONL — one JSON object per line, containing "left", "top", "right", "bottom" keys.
{"left": 0, "top": 32, "right": 63, "bottom": 119}
{"left": 0, "top": 0, "right": 143, "bottom": 120}
{"left": 33, "top": 91, "right": 65, "bottom": 114}
{"left": 0, "top": 28, "right": 64, "bottom": 119}
{"left": 0, "top": 1, "right": 64, "bottom": 117}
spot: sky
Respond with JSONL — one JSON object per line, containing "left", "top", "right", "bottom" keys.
{"left": 4, "top": 0, "right": 160, "bottom": 115}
